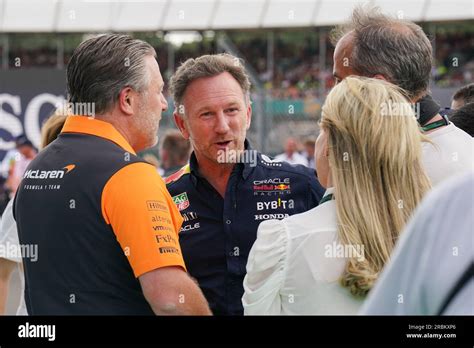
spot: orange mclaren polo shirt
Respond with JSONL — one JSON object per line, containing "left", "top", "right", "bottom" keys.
{"left": 14, "top": 115, "right": 184, "bottom": 314}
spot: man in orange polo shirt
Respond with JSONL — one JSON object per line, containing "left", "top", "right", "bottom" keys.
{"left": 13, "top": 34, "right": 211, "bottom": 315}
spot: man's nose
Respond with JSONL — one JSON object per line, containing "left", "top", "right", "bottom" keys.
{"left": 161, "top": 94, "right": 168, "bottom": 111}
{"left": 214, "top": 112, "right": 231, "bottom": 134}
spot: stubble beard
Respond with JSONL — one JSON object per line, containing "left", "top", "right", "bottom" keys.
{"left": 138, "top": 102, "right": 160, "bottom": 149}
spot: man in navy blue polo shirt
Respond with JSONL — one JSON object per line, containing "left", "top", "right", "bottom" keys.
{"left": 166, "top": 53, "right": 324, "bottom": 315}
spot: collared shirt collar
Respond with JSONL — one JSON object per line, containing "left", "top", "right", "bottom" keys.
{"left": 188, "top": 151, "right": 201, "bottom": 186}
{"left": 319, "top": 187, "right": 335, "bottom": 205}
{"left": 323, "top": 187, "right": 335, "bottom": 197}
{"left": 241, "top": 139, "right": 257, "bottom": 180}
{"left": 61, "top": 115, "right": 136, "bottom": 155}
{"left": 188, "top": 139, "right": 256, "bottom": 185}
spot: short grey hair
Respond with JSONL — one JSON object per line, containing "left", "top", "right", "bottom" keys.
{"left": 330, "top": 6, "right": 433, "bottom": 99}
{"left": 67, "top": 34, "right": 156, "bottom": 114}
{"left": 169, "top": 53, "right": 251, "bottom": 115}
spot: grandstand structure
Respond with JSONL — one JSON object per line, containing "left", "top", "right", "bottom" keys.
{"left": 0, "top": 0, "right": 472, "bottom": 155}
{"left": 0, "top": 0, "right": 471, "bottom": 31}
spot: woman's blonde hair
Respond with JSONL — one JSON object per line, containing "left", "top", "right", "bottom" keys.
{"left": 320, "top": 76, "right": 431, "bottom": 297}
{"left": 40, "top": 110, "right": 68, "bottom": 149}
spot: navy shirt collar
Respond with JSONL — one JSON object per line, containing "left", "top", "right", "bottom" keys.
{"left": 242, "top": 139, "right": 257, "bottom": 180}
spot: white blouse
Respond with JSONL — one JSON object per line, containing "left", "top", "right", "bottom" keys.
{"left": 0, "top": 199, "right": 27, "bottom": 315}
{"left": 242, "top": 188, "right": 363, "bottom": 315}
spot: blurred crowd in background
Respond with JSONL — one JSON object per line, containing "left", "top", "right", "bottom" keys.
{"left": 0, "top": 22, "right": 472, "bottom": 218}
{"left": 1, "top": 22, "right": 472, "bottom": 97}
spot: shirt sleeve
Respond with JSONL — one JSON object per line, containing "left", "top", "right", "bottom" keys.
{"left": 102, "top": 162, "right": 185, "bottom": 278}
{"left": 242, "top": 219, "right": 288, "bottom": 315}
{"left": 0, "top": 199, "right": 22, "bottom": 263}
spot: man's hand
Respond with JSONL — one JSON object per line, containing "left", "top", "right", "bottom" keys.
{"left": 139, "top": 266, "right": 212, "bottom": 315}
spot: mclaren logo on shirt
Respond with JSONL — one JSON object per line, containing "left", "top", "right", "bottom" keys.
{"left": 23, "top": 164, "right": 76, "bottom": 180}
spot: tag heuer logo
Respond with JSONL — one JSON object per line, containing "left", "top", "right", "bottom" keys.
{"left": 172, "top": 192, "right": 189, "bottom": 211}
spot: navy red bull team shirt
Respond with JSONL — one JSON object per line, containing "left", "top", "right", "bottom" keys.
{"left": 166, "top": 141, "right": 325, "bottom": 315}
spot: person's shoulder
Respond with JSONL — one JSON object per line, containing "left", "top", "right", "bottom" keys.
{"left": 424, "top": 171, "right": 473, "bottom": 211}
{"left": 402, "top": 171, "right": 473, "bottom": 245}
{"left": 284, "top": 200, "right": 337, "bottom": 239}
{"left": 426, "top": 123, "right": 473, "bottom": 160}
{"left": 106, "top": 161, "right": 164, "bottom": 190}
{"left": 449, "top": 123, "right": 473, "bottom": 140}
{"left": 164, "top": 164, "right": 191, "bottom": 188}
{"left": 431, "top": 122, "right": 471, "bottom": 141}
{"left": 256, "top": 153, "right": 316, "bottom": 179}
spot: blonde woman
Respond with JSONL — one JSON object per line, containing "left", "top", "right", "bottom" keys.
{"left": 242, "top": 76, "right": 432, "bottom": 314}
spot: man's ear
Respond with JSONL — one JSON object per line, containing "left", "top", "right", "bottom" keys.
{"left": 118, "top": 87, "right": 135, "bottom": 116}
{"left": 174, "top": 112, "right": 190, "bottom": 139}
{"left": 324, "top": 135, "right": 330, "bottom": 157}
{"left": 246, "top": 102, "right": 252, "bottom": 130}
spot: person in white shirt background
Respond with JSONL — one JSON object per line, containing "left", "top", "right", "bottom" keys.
{"left": 274, "top": 137, "right": 308, "bottom": 166}
{"left": 302, "top": 138, "right": 316, "bottom": 169}
{"left": 4, "top": 136, "right": 37, "bottom": 199}
{"left": 361, "top": 171, "right": 473, "bottom": 315}
{"left": 0, "top": 113, "right": 67, "bottom": 315}
{"left": 0, "top": 198, "right": 27, "bottom": 315}
{"left": 0, "top": 149, "right": 18, "bottom": 181}
{"left": 242, "top": 76, "right": 432, "bottom": 315}
{"left": 331, "top": 6, "right": 473, "bottom": 187}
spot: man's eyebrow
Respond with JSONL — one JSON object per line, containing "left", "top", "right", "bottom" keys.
{"left": 196, "top": 106, "right": 211, "bottom": 114}
{"left": 194, "top": 99, "right": 243, "bottom": 114}
{"left": 225, "top": 102, "right": 240, "bottom": 107}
